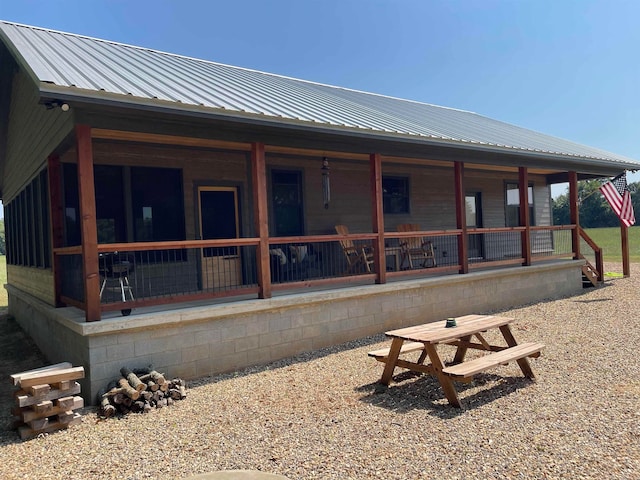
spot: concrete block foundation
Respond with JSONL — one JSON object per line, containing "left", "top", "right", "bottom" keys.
{"left": 8, "top": 261, "right": 583, "bottom": 404}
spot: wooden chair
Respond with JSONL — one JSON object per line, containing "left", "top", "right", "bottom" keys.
{"left": 335, "top": 225, "right": 375, "bottom": 274}
{"left": 397, "top": 223, "right": 436, "bottom": 269}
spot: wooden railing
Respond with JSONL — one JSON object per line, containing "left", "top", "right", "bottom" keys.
{"left": 53, "top": 225, "right": 587, "bottom": 320}
{"left": 578, "top": 228, "right": 604, "bottom": 284}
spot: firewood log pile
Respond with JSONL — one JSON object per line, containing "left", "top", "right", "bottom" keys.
{"left": 98, "top": 367, "right": 187, "bottom": 418}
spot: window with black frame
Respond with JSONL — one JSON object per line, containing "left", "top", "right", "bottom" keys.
{"left": 505, "top": 182, "right": 535, "bottom": 227}
{"left": 271, "top": 170, "right": 304, "bottom": 236}
{"left": 383, "top": 176, "right": 410, "bottom": 214}
{"left": 62, "top": 164, "right": 186, "bottom": 261}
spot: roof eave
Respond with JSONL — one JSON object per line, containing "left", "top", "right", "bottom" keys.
{"left": 39, "top": 84, "right": 640, "bottom": 176}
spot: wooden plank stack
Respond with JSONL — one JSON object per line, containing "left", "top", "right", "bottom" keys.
{"left": 11, "top": 362, "right": 85, "bottom": 440}
{"left": 98, "top": 367, "right": 187, "bottom": 417}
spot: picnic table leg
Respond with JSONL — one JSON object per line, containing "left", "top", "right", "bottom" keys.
{"left": 424, "top": 343, "right": 461, "bottom": 408}
{"left": 452, "top": 335, "right": 472, "bottom": 364}
{"left": 379, "top": 338, "right": 404, "bottom": 386}
{"left": 499, "top": 325, "right": 535, "bottom": 379}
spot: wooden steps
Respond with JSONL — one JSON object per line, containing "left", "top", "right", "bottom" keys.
{"left": 582, "top": 263, "right": 600, "bottom": 288}
{"left": 442, "top": 342, "right": 545, "bottom": 379}
{"left": 11, "top": 363, "right": 85, "bottom": 440}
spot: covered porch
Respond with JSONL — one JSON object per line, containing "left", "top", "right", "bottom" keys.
{"left": 37, "top": 128, "right": 602, "bottom": 322}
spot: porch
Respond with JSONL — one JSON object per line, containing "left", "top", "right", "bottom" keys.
{"left": 55, "top": 223, "right": 597, "bottom": 317}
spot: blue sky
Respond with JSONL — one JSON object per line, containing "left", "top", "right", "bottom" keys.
{"left": 2, "top": 0, "right": 640, "bottom": 200}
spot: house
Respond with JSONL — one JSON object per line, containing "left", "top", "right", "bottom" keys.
{"left": 1, "top": 20, "right": 638, "bottom": 403}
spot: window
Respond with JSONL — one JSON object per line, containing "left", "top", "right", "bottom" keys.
{"left": 62, "top": 164, "right": 185, "bottom": 250}
{"left": 5, "top": 169, "right": 51, "bottom": 268}
{"left": 271, "top": 170, "right": 304, "bottom": 236}
{"left": 505, "top": 182, "right": 534, "bottom": 227}
{"left": 95, "top": 165, "right": 126, "bottom": 243}
{"left": 131, "top": 167, "right": 185, "bottom": 242}
{"left": 383, "top": 176, "right": 409, "bottom": 214}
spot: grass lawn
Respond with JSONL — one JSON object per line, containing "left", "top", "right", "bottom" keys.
{"left": 583, "top": 226, "right": 640, "bottom": 263}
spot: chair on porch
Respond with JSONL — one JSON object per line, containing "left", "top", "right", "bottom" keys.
{"left": 334, "top": 225, "right": 375, "bottom": 274}
{"left": 99, "top": 252, "right": 135, "bottom": 316}
{"left": 397, "top": 224, "right": 436, "bottom": 269}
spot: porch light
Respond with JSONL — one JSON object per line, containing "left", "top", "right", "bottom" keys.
{"left": 45, "top": 100, "right": 70, "bottom": 112}
{"left": 322, "top": 157, "right": 330, "bottom": 209}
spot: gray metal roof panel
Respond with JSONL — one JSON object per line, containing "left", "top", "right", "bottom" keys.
{"left": 1, "top": 20, "right": 638, "bottom": 168}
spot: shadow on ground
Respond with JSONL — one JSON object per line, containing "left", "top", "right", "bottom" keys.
{"left": 356, "top": 371, "right": 535, "bottom": 418}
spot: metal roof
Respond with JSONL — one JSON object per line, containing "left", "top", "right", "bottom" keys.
{"left": 1, "top": 20, "right": 638, "bottom": 168}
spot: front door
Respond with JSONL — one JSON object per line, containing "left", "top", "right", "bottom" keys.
{"left": 466, "top": 192, "right": 484, "bottom": 259}
{"left": 198, "top": 186, "right": 241, "bottom": 290}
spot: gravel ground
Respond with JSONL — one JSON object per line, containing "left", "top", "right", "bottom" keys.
{"left": 1, "top": 264, "right": 639, "bottom": 480}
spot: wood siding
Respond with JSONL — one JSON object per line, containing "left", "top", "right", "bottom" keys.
{"left": 7, "top": 265, "right": 55, "bottom": 305}
{"left": 24, "top": 140, "right": 553, "bottom": 308}
{"left": 3, "top": 70, "right": 73, "bottom": 202}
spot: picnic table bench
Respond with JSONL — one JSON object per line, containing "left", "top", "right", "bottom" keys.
{"left": 369, "top": 314, "right": 544, "bottom": 407}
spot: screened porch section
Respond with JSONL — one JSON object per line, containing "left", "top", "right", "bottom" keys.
{"left": 54, "top": 224, "right": 581, "bottom": 316}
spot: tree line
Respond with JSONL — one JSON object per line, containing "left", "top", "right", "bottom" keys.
{"left": 552, "top": 180, "right": 639, "bottom": 227}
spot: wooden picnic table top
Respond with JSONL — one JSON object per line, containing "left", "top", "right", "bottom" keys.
{"left": 385, "top": 314, "right": 515, "bottom": 344}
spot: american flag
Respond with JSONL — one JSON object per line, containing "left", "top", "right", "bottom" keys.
{"left": 599, "top": 173, "right": 636, "bottom": 227}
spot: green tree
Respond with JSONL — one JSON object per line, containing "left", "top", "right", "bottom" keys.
{"left": 551, "top": 179, "right": 627, "bottom": 227}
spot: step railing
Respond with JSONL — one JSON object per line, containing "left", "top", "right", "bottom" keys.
{"left": 578, "top": 228, "right": 604, "bottom": 284}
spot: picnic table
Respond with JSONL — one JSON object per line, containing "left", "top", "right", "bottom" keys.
{"left": 369, "top": 314, "right": 545, "bottom": 407}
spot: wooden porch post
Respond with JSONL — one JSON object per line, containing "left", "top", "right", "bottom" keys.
{"left": 519, "top": 167, "right": 532, "bottom": 266}
{"left": 621, "top": 223, "right": 630, "bottom": 277}
{"left": 370, "top": 153, "right": 386, "bottom": 284}
{"left": 47, "top": 154, "right": 64, "bottom": 307}
{"left": 454, "top": 161, "right": 468, "bottom": 274}
{"left": 251, "top": 142, "right": 272, "bottom": 298}
{"left": 568, "top": 171, "right": 580, "bottom": 259}
{"left": 75, "top": 125, "right": 101, "bottom": 322}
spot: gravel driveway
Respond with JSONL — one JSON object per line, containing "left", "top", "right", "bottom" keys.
{"left": 1, "top": 264, "right": 638, "bottom": 479}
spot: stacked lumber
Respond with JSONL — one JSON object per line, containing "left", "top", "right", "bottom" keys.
{"left": 98, "top": 367, "right": 186, "bottom": 417}
{"left": 11, "top": 362, "right": 85, "bottom": 441}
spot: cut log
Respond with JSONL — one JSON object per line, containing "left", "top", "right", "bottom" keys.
{"left": 139, "top": 371, "right": 166, "bottom": 385}
{"left": 117, "top": 379, "right": 140, "bottom": 400}
{"left": 111, "top": 392, "right": 126, "bottom": 405}
{"left": 98, "top": 389, "right": 116, "bottom": 418}
{"left": 120, "top": 367, "right": 147, "bottom": 392}
{"left": 146, "top": 381, "right": 159, "bottom": 392}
